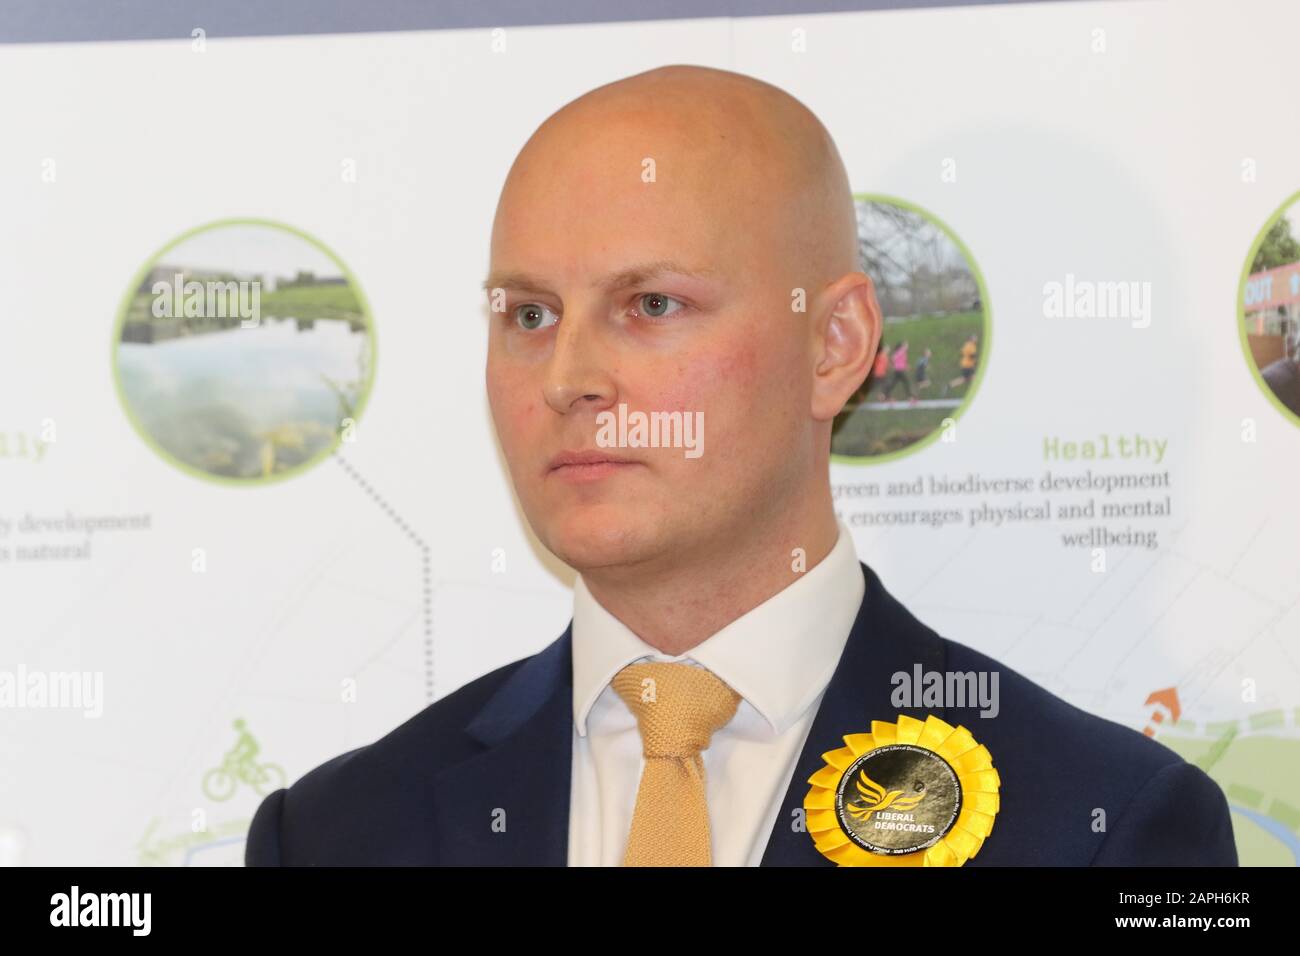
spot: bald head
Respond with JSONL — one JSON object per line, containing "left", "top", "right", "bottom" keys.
{"left": 492, "top": 64, "right": 859, "bottom": 289}
{"left": 484, "top": 64, "right": 877, "bottom": 591}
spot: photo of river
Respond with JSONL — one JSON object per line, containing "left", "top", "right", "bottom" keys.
{"left": 113, "top": 221, "right": 375, "bottom": 482}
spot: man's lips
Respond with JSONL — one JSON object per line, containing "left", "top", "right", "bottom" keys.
{"left": 546, "top": 449, "right": 642, "bottom": 482}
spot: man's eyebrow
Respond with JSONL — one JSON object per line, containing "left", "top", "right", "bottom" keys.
{"left": 593, "top": 260, "right": 719, "bottom": 292}
{"left": 481, "top": 260, "right": 718, "bottom": 294}
{"left": 481, "top": 270, "right": 549, "bottom": 294}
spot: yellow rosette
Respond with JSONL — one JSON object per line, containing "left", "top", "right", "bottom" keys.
{"left": 804, "top": 713, "right": 1000, "bottom": 866}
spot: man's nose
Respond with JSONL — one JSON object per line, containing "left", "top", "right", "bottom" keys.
{"left": 542, "top": 305, "right": 618, "bottom": 415}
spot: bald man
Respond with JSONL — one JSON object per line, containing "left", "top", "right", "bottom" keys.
{"left": 246, "top": 65, "right": 1237, "bottom": 867}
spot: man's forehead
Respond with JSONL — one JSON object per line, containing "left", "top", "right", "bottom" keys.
{"left": 494, "top": 131, "right": 731, "bottom": 229}
{"left": 487, "top": 165, "right": 741, "bottom": 294}
{"left": 483, "top": 67, "right": 852, "bottom": 295}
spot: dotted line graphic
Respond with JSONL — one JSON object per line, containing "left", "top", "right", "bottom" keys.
{"left": 334, "top": 452, "right": 434, "bottom": 700}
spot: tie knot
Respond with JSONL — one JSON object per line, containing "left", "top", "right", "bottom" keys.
{"left": 611, "top": 661, "right": 742, "bottom": 758}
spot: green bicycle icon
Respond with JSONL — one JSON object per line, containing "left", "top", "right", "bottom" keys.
{"left": 202, "top": 718, "right": 285, "bottom": 801}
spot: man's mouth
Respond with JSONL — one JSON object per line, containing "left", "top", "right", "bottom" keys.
{"left": 546, "top": 449, "right": 642, "bottom": 482}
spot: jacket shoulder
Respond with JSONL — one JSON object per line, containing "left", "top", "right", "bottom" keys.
{"left": 245, "top": 651, "right": 535, "bottom": 866}
{"left": 937, "top": 637, "right": 1235, "bottom": 865}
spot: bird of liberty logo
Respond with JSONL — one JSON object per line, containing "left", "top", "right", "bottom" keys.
{"left": 844, "top": 768, "right": 928, "bottom": 822}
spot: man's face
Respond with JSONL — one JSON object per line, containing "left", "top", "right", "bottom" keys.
{"left": 485, "top": 109, "right": 819, "bottom": 574}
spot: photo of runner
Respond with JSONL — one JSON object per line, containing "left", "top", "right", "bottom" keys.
{"left": 915, "top": 347, "right": 932, "bottom": 391}
{"left": 833, "top": 196, "right": 989, "bottom": 460}
{"left": 882, "top": 338, "right": 916, "bottom": 404}
{"left": 942, "top": 333, "right": 979, "bottom": 397}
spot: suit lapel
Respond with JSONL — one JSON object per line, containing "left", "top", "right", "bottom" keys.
{"left": 433, "top": 626, "right": 574, "bottom": 865}
{"left": 760, "top": 561, "right": 948, "bottom": 866}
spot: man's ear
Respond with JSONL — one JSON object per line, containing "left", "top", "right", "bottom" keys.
{"left": 811, "top": 273, "right": 881, "bottom": 422}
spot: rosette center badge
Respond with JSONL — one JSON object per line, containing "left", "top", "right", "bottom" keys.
{"left": 806, "top": 714, "right": 1000, "bottom": 866}
{"left": 836, "top": 743, "right": 961, "bottom": 854}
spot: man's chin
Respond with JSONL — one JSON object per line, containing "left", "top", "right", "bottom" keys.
{"left": 538, "top": 507, "right": 660, "bottom": 572}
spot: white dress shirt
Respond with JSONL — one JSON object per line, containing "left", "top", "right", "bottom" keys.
{"left": 567, "top": 519, "right": 866, "bottom": 866}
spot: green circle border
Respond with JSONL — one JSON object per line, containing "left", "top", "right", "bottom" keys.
{"left": 831, "top": 192, "right": 991, "bottom": 466}
{"left": 1235, "top": 188, "right": 1300, "bottom": 430}
{"left": 110, "top": 217, "right": 378, "bottom": 487}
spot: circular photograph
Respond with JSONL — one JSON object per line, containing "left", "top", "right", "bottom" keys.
{"left": 1239, "top": 190, "right": 1300, "bottom": 425}
{"left": 832, "top": 195, "right": 989, "bottom": 462}
{"left": 113, "top": 220, "right": 375, "bottom": 483}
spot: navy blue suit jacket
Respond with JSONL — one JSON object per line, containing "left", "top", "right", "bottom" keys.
{"left": 245, "top": 561, "right": 1238, "bottom": 866}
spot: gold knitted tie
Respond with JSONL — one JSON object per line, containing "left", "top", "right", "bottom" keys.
{"left": 611, "top": 660, "right": 743, "bottom": 867}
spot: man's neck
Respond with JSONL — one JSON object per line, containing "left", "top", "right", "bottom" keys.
{"left": 580, "top": 505, "right": 841, "bottom": 657}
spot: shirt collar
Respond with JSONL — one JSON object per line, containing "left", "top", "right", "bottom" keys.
{"left": 571, "top": 519, "right": 864, "bottom": 737}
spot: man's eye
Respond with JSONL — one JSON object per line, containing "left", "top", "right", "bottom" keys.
{"left": 636, "top": 292, "right": 685, "bottom": 319}
{"left": 513, "top": 303, "right": 558, "bottom": 331}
